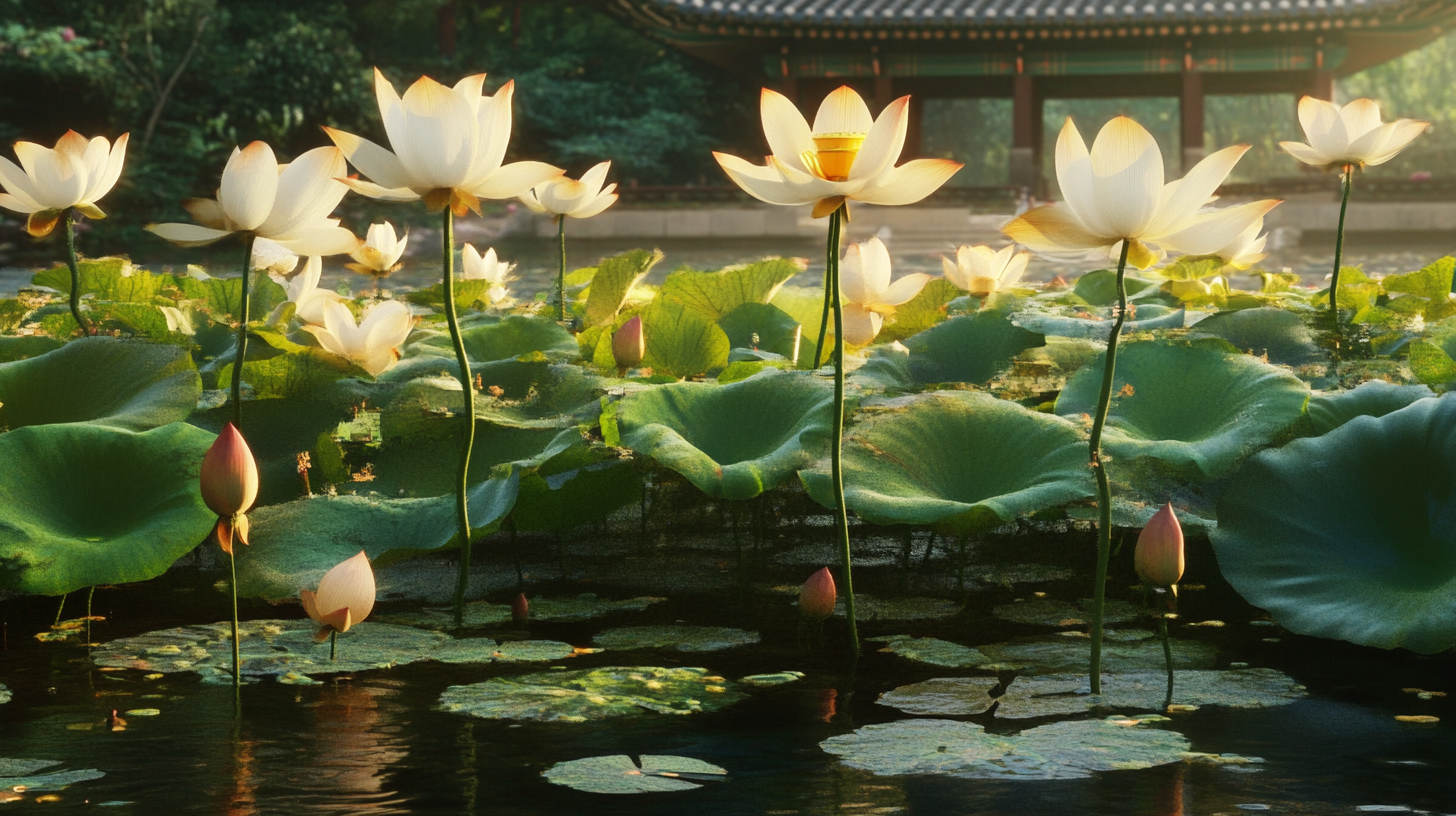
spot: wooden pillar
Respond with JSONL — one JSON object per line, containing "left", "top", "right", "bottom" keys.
{"left": 1180, "top": 70, "right": 1205, "bottom": 173}
{"left": 903, "top": 82, "right": 924, "bottom": 160}
{"left": 779, "top": 46, "right": 798, "bottom": 106}
{"left": 874, "top": 77, "right": 894, "bottom": 111}
{"left": 1309, "top": 69, "right": 1334, "bottom": 101}
{"left": 1011, "top": 74, "right": 1041, "bottom": 192}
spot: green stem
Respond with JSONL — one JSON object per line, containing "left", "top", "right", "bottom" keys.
{"left": 86, "top": 585, "right": 94, "bottom": 647}
{"left": 1087, "top": 239, "right": 1132, "bottom": 695}
{"left": 54, "top": 592, "right": 66, "bottom": 626}
{"left": 1329, "top": 166, "right": 1353, "bottom": 319}
{"left": 62, "top": 209, "right": 89, "bottom": 336}
{"left": 556, "top": 215, "right": 566, "bottom": 322}
{"left": 231, "top": 235, "right": 257, "bottom": 428}
{"left": 442, "top": 208, "right": 475, "bottom": 626}
{"left": 330, "top": 630, "right": 337, "bottom": 662}
{"left": 813, "top": 231, "right": 834, "bottom": 369}
{"left": 1159, "top": 611, "right": 1174, "bottom": 709}
{"left": 827, "top": 206, "right": 858, "bottom": 657}
{"left": 228, "top": 546, "right": 240, "bottom": 688}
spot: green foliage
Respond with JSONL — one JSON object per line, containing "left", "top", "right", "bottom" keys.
{"left": 582, "top": 249, "right": 660, "bottom": 327}
{"left": 854, "top": 310, "right": 1046, "bottom": 389}
{"left": 544, "top": 755, "right": 728, "bottom": 795}
{"left": 439, "top": 666, "right": 748, "bottom": 722}
{"left": 658, "top": 258, "right": 803, "bottom": 322}
{"left": 1188, "top": 307, "right": 1324, "bottom": 367}
{"left": 639, "top": 299, "right": 731, "bottom": 379}
{"left": 513, "top": 441, "right": 640, "bottom": 533}
{"left": 1382, "top": 257, "right": 1456, "bottom": 322}
{"left": 1014, "top": 306, "right": 1185, "bottom": 340}
{"left": 877, "top": 278, "right": 961, "bottom": 343}
{"left": 419, "top": 315, "right": 578, "bottom": 365}
{"left": 0, "top": 337, "right": 201, "bottom": 430}
{"left": 716, "top": 302, "right": 802, "bottom": 362}
{"left": 1306, "top": 380, "right": 1434, "bottom": 435}
{"left": 1070, "top": 269, "right": 1157, "bottom": 306}
{"left": 215, "top": 327, "right": 363, "bottom": 399}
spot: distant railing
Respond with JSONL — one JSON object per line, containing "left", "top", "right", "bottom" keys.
{"left": 614, "top": 184, "right": 1022, "bottom": 208}
{"left": 1218, "top": 176, "right": 1456, "bottom": 201}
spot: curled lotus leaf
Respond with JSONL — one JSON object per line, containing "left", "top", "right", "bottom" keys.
{"left": 616, "top": 368, "right": 833, "bottom": 500}
{"left": 854, "top": 310, "right": 1046, "bottom": 388}
{"left": 543, "top": 754, "right": 727, "bottom": 794}
{"left": 419, "top": 314, "right": 578, "bottom": 363}
{"left": 0, "top": 337, "right": 200, "bottom": 430}
{"left": 1211, "top": 395, "right": 1456, "bottom": 653}
{"left": 593, "top": 625, "right": 760, "bottom": 652}
{"left": 0, "top": 423, "right": 216, "bottom": 596}
{"left": 1306, "top": 380, "right": 1434, "bottom": 436}
{"left": 439, "top": 666, "right": 747, "bottom": 722}
{"left": 1055, "top": 340, "right": 1309, "bottom": 479}
{"left": 1188, "top": 307, "right": 1324, "bottom": 367}
{"left": 801, "top": 391, "right": 1094, "bottom": 535}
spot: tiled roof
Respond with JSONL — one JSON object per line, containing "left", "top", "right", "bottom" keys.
{"left": 637, "top": 0, "right": 1414, "bottom": 26}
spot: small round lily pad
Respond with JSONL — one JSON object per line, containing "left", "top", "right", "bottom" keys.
{"left": 383, "top": 594, "right": 667, "bottom": 628}
{"left": 740, "top": 671, "right": 804, "bottom": 687}
{"left": 593, "top": 625, "right": 760, "bottom": 653}
{"left": 869, "top": 636, "right": 991, "bottom": 669}
{"left": 0, "top": 683, "right": 9, "bottom": 705}
{"left": 439, "top": 666, "right": 747, "bottom": 722}
{"left": 976, "top": 634, "right": 1219, "bottom": 674}
{"left": 993, "top": 598, "right": 1144, "bottom": 627}
{"left": 543, "top": 754, "right": 728, "bottom": 794}
{"left": 833, "top": 595, "right": 963, "bottom": 621}
{"left": 0, "top": 759, "right": 106, "bottom": 791}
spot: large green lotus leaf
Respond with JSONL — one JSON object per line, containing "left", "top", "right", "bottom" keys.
{"left": 616, "top": 369, "right": 833, "bottom": 499}
{"left": 420, "top": 314, "right": 577, "bottom": 363}
{"left": 855, "top": 311, "right": 1045, "bottom": 389}
{"left": 1211, "top": 395, "right": 1456, "bottom": 653}
{"left": 174, "top": 272, "right": 287, "bottom": 323}
{"left": 820, "top": 718, "right": 1189, "bottom": 781}
{"left": 1070, "top": 269, "right": 1159, "bottom": 306}
{"left": 544, "top": 754, "right": 728, "bottom": 794}
{"left": 0, "top": 337, "right": 200, "bottom": 430}
{"left": 0, "top": 335, "right": 64, "bottom": 363}
{"left": 1382, "top": 257, "right": 1456, "bottom": 321}
{"left": 439, "top": 666, "right": 747, "bottom": 722}
{"left": 639, "top": 299, "right": 731, "bottom": 378}
{"left": 1055, "top": 341, "right": 1309, "bottom": 479}
{"left": 1409, "top": 316, "right": 1456, "bottom": 387}
{"left": 513, "top": 442, "right": 641, "bottom": 532}
{"left": 0, "top": 758, "right": 105, "bottom": 791}
{"left": 33, "top": 255, "right": 172, "bottom": 303}
{"left": 1013, "top": 306, "right": 1185, "bottom": 340}
{"left": 236, "top": 470, "right": 519, "bottom": 599}
{"left": 801, "top": 391, "right": 1093, "bottom": 535}
{"left": 1306, "top": 380, "right": 1434, "bottom": 435}
{"left": 0, "top": 423, "right": 216, "bottom": 595}
{"left": 659, "top": 257, "right": 803, "bottom": 321}
{"left": 582, "top": 249, "right": 662, "bottom": 327}
{"left": 877, "top": 278, "right": 962, "bottom": 343}
{"left": 1188, "top": 307, "right": 1324, "bottom": 366}
{"left": 378, "top": 361, "right": 602, "bottom": 430}
{"left": 770, "top": 284, "right": 831, "bottom": 368}
{"left": 717, "top": 302, "right": 802, "bottom": 363}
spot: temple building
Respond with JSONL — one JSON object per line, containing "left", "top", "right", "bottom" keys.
{"left": 610, "top": 0, "right": 1456, "bottom": 191}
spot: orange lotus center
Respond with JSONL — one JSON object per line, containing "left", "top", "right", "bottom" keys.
{"left": 802, "top": 132, "right": 866, "bottom": 182}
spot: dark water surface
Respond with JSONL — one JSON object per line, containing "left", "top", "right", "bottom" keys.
{"left": 2, "top": 521, "right": 1454, "bottom": 815}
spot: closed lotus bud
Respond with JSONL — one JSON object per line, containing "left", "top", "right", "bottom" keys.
{"left": 201, "top": 423, "right": 259, "bottom": 518}
{"left": 512, "top": 592, "right": 529, "bottom": 622}
{"left": 1135, "top": 502, "right": 1185, "bottom": 588}
{"left": 301, "top": 551, "right": 376, "bottom": 643}
{"left": 612, "top": 316, "right": 644, "bottom": 369}
{"left": 799, "top": 567, "right": 837, "bottom": 621}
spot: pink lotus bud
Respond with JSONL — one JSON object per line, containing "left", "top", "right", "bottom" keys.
{"left": 799, "top": 567, "right": 836, "bottom": 621}
{"left": 61, "top": 27, "right": 76, "bottom": 42}
{"left": 201, "top": 423, "right": 259, "bottom": 518}
{"left": 512, "top": 592, "right": 529, "bottom": 622}
{"left": 612, "top": 316, "right": 644, "bottom": 369}
{"left": 1135, "top": 502, "right": 1185, "bottom": 587}
{"left": 301, "top": 551, "right": 376, "bottom": 643}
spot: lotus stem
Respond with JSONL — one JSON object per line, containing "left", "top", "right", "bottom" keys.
{"left": 827, "top": 206, "right": 859, "bottom": 657}
{"left": 1329, "top": 165, "right": 1353, "bottom": 320}
{"left": 330, "top": 630, "right": 337, "bottom": 662}
{"left": 813, "top": 233, "right": 834, "bottom": 369}
{"left": 556, "top": 215, "right": 566, "bottom": 322}
{"left": 231, "top": 234, "right": 258, "bottom": 428}
{"left": 228, "top": 546, "right": 240, "bottom": 688}
{"left": 62, "top": 209, "right": 89, "bottom": 336}
{"left": 1159, "top": 610, "right": 1174, "bottom": 709}
{"left": 86, "top": 585, "right": 94, "bottom": 648}
{"left": 442, "top": 208, "right": 476, "bottom": 626}
{"left": 1087, "top": 239, "right": 1133, "bottom": 695}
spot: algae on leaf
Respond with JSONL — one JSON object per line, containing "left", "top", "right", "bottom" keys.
{"left": 544, "top": 754, "right": 728, "bottom": 794}
{"left": 439, "top": 666, "right": 747, "bottom": 722}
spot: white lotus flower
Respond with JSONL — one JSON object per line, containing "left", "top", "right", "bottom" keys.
{"left": 252, "top": 237, "right": 301, "bottom": 275}
{"left": 0, "top": 130, "right": 128, "bottom": 237}
{"left": 324, "top": 70, "right": 564, "bottom": 215}
{"left": 460, "top": 243, "right": 513, "bottom": 305}
{"left": 1280, "top": 97, "right": 1430, "bottom": 170}
{"left": 519, "top": 160, "right": 617, "bottom": 218}
{"left": 302, "top": 300, "right": 415, "bottom": 377}
{"left": 345, "top": 221, "right": 408, "bottom": 278}
{"left": 300, "top": 551, "right": 376, "bottom": 643}
{"left": 714, "top": 86, "right": 963, "bottom": 218}
{"left": 1004, "top": 117, "right": 1280, "bottom": 269}
{"left": 146, "top": 142, "right": 360, "bottom": 256}
{"left": 272, "top": 255, "right": 347, "bottom": 324}
{"left": 839, "top": 237, "right": 930, "bottom": 345}
{"left": 941, "top": 244, "right": 1031, "bottom": 297}
{"left": 159, "top": 305, "right": 194, "bottom": 335}
{"left": 1212, "top": 220, "right": 1269, "bottom": 270}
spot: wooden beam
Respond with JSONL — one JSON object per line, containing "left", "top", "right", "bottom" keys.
{"left": 1011, "top": 75, "right": 1041, "bottom": 192}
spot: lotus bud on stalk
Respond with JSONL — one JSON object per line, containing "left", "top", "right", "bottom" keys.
{"left": 1136, "top": 502, "right": 1185, "bottom": 596}
{"left": 301, "top": 552, "right": 376, "bottom": 654}
{"left": 612, "top": 316, "right": 645, "bottom": 372}
{"left": 941, "top": 244, "right": 1031, "bottom": 301}
{"left": 201, "top": 423, "right": 260, "bottom": 554}
{"left": 511, "top": 592, "right": 529, "bottom": 623}
{"left": 799, "top": 567, "right": 837, "bottom": 622}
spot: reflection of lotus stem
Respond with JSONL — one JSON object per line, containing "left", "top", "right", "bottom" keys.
{"left": 1087, "top": 239, "right": 1133, "bottom": 695}
{"left": 330, "top": 630, "right": 337, "bottom": 662}
{"left": 231, "top": 235, "right": 258, "bottom": 428}
{"left": 1159, "top": 611, "right": 1174, "bottom": 708}
{"left": 54, "top": 592, "right": 66, "bottom": 625}
{"left": 62, "top": 209, "right": 89, "bottom": 336}
{"left": 828, "top": 207, "right": 859, "bottom": 656}
{"left": 442, "top": 208, "right": 475, "bottom": 626}
{"left": 1329, "top": 166, "right": 1353, "bottom": 320}
{"left": 86, "top": 585, "right": 94, "bottom": 648}
{"left": 228, "top": 547, "right": 240, "bottom": 688}
{"left": 556, "top": 215, "right": 566, "bottom": 322}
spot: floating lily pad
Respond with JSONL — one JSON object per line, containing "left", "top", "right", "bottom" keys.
{"left": 0, "top": 423, "right": 216, "bottom": 596}
{"left": 801, "top": 391, "right": 1093, "bottom": 535}
{"left": 0, "top": 758, "right": 106, "bottom": 791}
{"left": 1306, "top": 381, "right": 1434, "bottom": 436}
{"left": 1188, "top": 307, "right": 1324, "bottom": 367}
{"left": 439, "top": 666, "right": 747, "bottom": 722}
{"left": 381, "top": 594, "right": 666, "bottom": 628}
{"left": 213, "top": 327, "right": 365, "bottom": 399}
{"left": 976, "top": 634, "right": 1219, "bottom": 675}
{"left": 1056, "top": 340, "right": 1309, "bottom": 479}
{"left": 93, "top": 619, "right": 576, "bottom": 678}
{"left": 879, "top": 669, "right": 1305, "bottom": 719}
{"left": 616, "top": 369, "right": 833, "bottom": 500}
{"left": 869, "top": 635, "right": 990, "bottom": 668}
{"left": 740, "top": 671, "right": 804, "bottom": 687}
{"left": 1212, "top": 395, "right": 1456, "bottom": 653}
{"left": 543, "top": 754, "right": 728, "bottom": 794}
{"left": 820, "top": 717, "right": 1189, "bottom": 780}
{"left": 993, "top": 598, "right": 1144, "bottom": 628}
{"left": 593, "top": 625, "right": 760, "bottom": 653}
{"left": 854, "top": 310, "right": 1045, "bottom": 388}
{"left": 833, "top": 595, "right": 963, "bottom": 621}
{"left": 0, "top": 337, "right": 200, "bottom": 430}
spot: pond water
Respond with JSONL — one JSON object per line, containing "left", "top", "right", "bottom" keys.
{"left": 2, "top": 499, "right": 1453, "bottom": 814}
